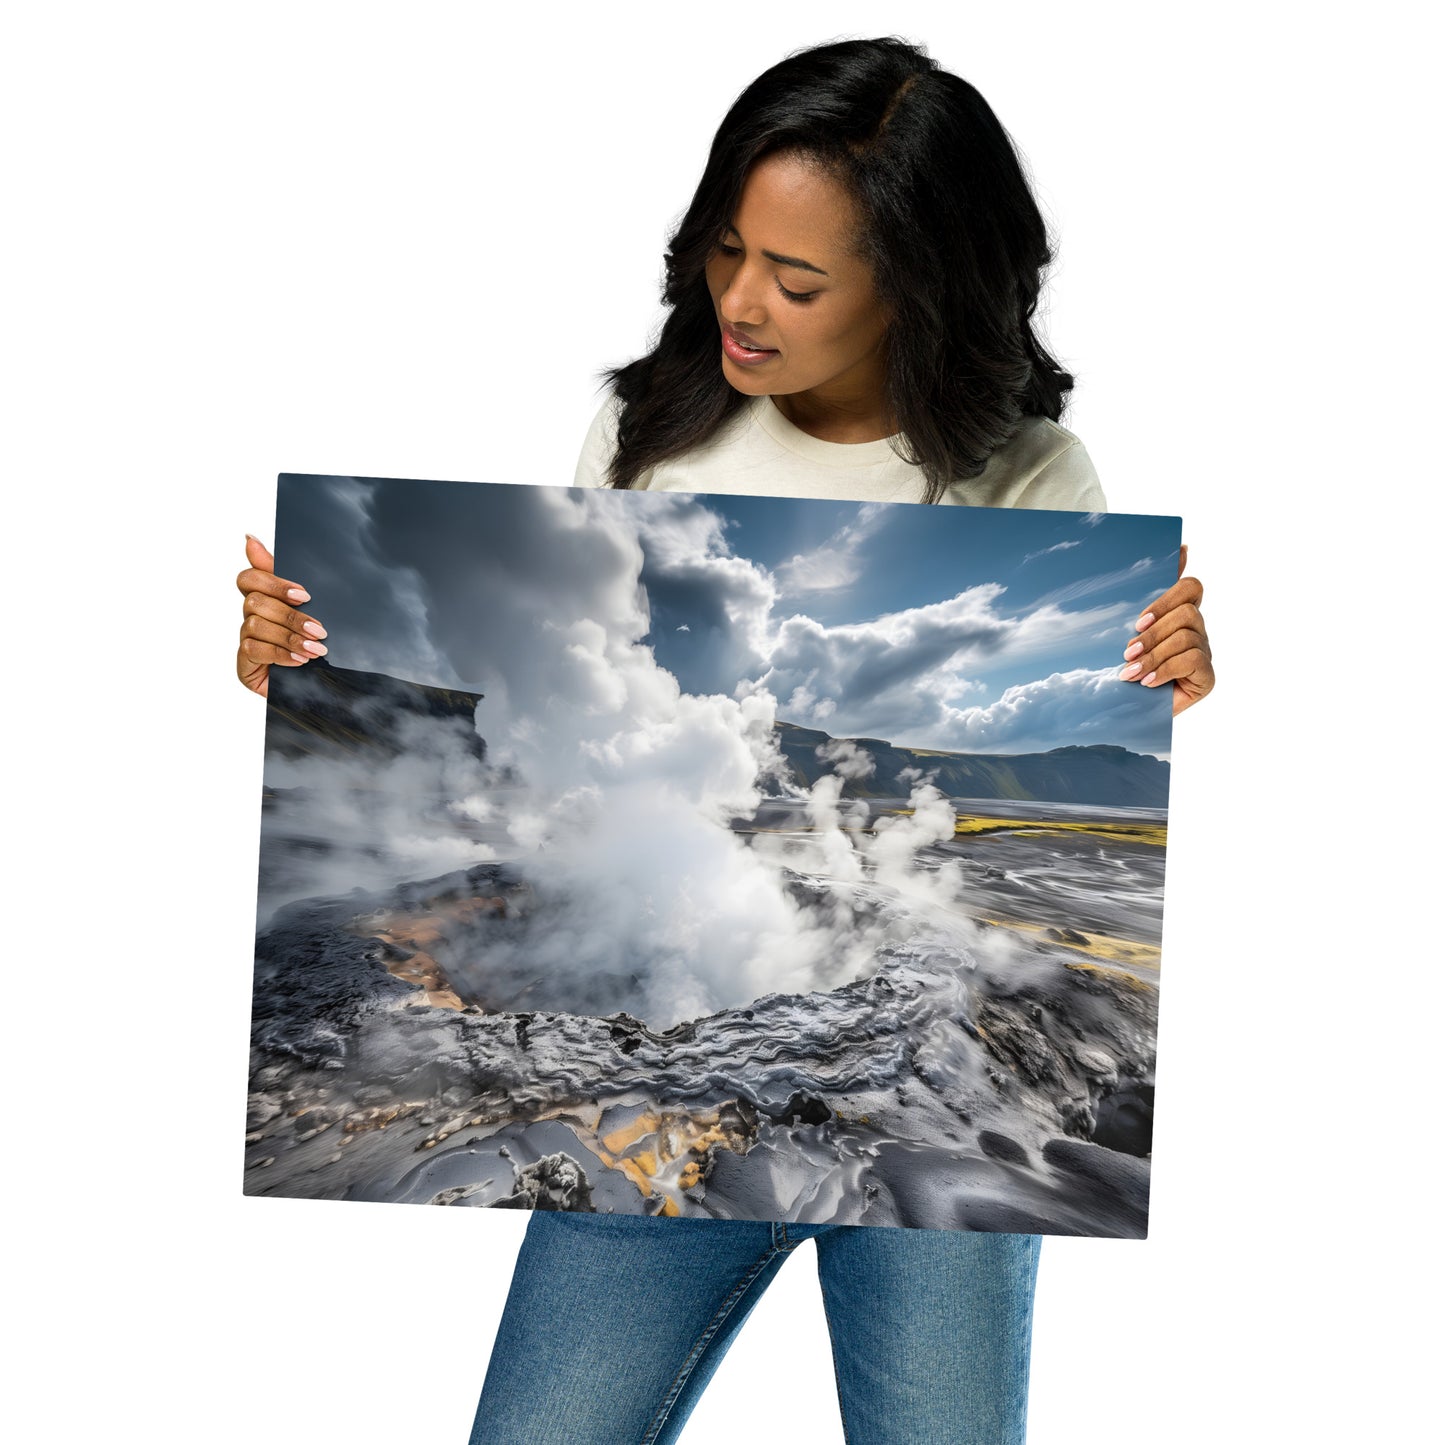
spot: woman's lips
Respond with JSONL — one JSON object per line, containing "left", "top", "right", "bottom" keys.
{"left": 721, "top": 324, "right": 779, "bottom": 366}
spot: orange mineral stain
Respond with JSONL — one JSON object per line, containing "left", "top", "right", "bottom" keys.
{"left": 345, "top": 894, "right": 510, "bottom": 1011}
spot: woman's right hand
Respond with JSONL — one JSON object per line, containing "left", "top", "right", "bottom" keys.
{"left": 236, "top": 533, "right": 328, "bottom": 698}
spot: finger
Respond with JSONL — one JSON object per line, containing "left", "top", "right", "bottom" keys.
{"left": 236, "top": 562, "right": 313, "bottom": 606}
{"left": 243, "top": 589, "right": 327, "bottom": 641}
{"left": 1172, "top": 663, "right": 1216, "bottom": 716}
{"left": 1120, "top": 627, "right": 1206, "bottom": 684}
{"left": 1132, "top": 574, "right": 1204, "bottom": 635}
{"left": 1137, "top": 646, "right": 1215, "bottom": 704}
{"left": 245, "top": 533, "right": 275, "bottom": 572}
{"left": 1135, "top": 575, "right": 1203, "bottom": 632}
{"left": 236, "top": 638, "right": 301, "bottom": 702}
{"left": 238, "top": 659, "right": 270, "bottom": 699}
{"left": 1123, "top": 602, "right": 1210, "bottom": 665}
{"left": 238, "top": 632, "right": 321, "bottom": 670}
{"left": 240, "top": 608, "right": 329, "bottom": 661}
{"left": 1177, "top": 543, "right": 1188, "bottom": 580}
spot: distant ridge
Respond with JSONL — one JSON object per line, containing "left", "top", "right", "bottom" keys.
{"left": 264, "top": 655, "right": 485, "bottom": 764}
{"left": 263, "top": 660, "right": 1167, "bottom": 808}
{"left": 773, "top": 722, "right": 1169, "bottom": 809}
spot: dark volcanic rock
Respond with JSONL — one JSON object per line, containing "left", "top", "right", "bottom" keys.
{"left": 977, "top": 1130, "right": 1030, "bottom": 1165}
{"left": 1041, "top": 1138, "right": 1150, "bottom": 1236}
{"left": 768, "top": 1092, "right": 833, "bottom": 1126}
{"left": 1092, "top": 1084, "right": 1155, "bottom": 1157}
{"left": 250, "top": 861, "right": 525, "bottom": 1065}
{"left": 430, "top": 1183, "right": 489, "bottom": 1206}
{"left": 250, "top": 899, "right": 417, "bottom": 1066}
{"left": 976, "top": 1001, "right": 1067, "bottom": 1087}
{"left": 264, "top": 655, "right": 486, "bottom": 765}
{"left": 492, "top": 1152, "right": 596, "bottom": 1212}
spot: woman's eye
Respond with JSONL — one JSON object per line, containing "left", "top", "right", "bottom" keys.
{"left": 714, "top": 240, "right": 816, "bottom": 302}
{"left": 776, "top": 279, "right": 817, "bottom": 304}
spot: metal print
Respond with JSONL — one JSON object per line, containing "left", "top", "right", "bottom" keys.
{"left": 247, "top": 474, "right": 1178, "bottom": 1237}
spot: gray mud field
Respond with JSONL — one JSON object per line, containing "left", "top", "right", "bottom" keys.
{"left": 247, "top": 798, "right": 1162, "bottom": 1238}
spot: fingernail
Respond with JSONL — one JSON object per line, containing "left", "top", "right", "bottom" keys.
{"left": 287, "top": 587, "right": 311, "bottom": 602}
{"left": 245, "top": 532, "right": 257, "bottom": 542}
{"left": 301, "top": 640, "right": 328, "bottom": 656}
{"left": 1135, "top": 612, "right": 1155, "bottom": 632}
{"left": 290, "top": 651, "right": 307, "bottom": 662}
{"left": 1121, "top": 662, "right": 1142, "bottom": 678}
{"left": 1142, "top": 671, "right": 1158, "bottom": 686}
{"left": 302, "top": 620, "right": 327, "bottom": 638}
{"left": 1123, "top": 641, "right": 1143, "bottom": 660}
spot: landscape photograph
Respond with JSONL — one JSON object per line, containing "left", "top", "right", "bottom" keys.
{"left": 246, "top": 474, "right": 1179, "bottom": 1237}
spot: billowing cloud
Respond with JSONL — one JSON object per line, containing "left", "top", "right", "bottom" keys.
{"left": 627, "top": 493, "right": 777, "bottom": 694}
{"left": 938, "top": 666, "right": 1171, "bottom": 755}
{"left": 743, "top": 585, "right": 1128, "bottom": 746}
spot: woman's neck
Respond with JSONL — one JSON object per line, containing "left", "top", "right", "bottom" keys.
{"left": 768, "top": 388, "right": 898, "bottom": 443}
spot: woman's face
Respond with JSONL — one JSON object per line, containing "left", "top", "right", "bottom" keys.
{"left": 704, "top": 152, "right": 891, "bottom": 410}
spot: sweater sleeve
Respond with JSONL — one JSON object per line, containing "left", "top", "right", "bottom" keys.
{"left": 572, "top": 391, "right": 624, "bottom": 490}
{"left": 1011, "top": 438, "right": 1109, "bottom": 513}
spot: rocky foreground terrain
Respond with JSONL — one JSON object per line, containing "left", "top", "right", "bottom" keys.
{"left": 245, "top": 859, "right": 1155, "bottom": 1237}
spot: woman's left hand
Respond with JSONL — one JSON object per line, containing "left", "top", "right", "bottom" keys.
{"left": 1119, "top": 545, "right": 1215, "bottom": 716}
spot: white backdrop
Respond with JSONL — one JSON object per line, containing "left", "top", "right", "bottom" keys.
{"left": 5, "top": 3, "right": 1437, "bottom": 1442}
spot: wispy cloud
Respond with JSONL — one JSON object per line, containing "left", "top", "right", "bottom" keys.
{"left": 1022, "top": 539, "right": 1082, "bottom": 564}
{"left": 775, "top": 503, "right": 887, "bottom": 594}
{"left": 1080, "top": 512, "right": 1105, "bottom": 528}
{"left": 1035, "top": 556, "right": 1155, "bottom": 608}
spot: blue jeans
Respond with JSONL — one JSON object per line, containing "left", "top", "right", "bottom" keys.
{"left": 468, "top": 1211, "right": 1043, "bottom": 1444}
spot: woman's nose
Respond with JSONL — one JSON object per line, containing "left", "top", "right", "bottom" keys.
{"left": 719, "top": 265, "right": 769, "bottom": 328}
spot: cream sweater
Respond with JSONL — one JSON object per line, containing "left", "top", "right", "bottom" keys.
{"left": 572, "top": 390, "right": 1108, "bottom": 510}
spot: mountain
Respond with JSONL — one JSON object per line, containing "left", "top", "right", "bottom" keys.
{"left": 263, "top": 660, "right": 1167, "bottom": 808}
{"left": 264, "top": 655, "right": 486, "bottom": 764}
{"left": 772, "top": 722, "right": 1169, "bottom": 809}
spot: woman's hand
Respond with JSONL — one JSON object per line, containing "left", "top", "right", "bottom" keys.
{"left": 235, "top": 533, "right": 328, "bottom": 698}
{"left": 1119, "top": 544, "right": 1215, "bottom": 716}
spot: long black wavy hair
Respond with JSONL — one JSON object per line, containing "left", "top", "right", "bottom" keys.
{"left": 601, "top": 36, "right": 1075, "bottom": 505}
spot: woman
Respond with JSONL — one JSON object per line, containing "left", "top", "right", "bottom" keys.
{"left": 236, "top": 36, "right": 1213, "bottom": 1443}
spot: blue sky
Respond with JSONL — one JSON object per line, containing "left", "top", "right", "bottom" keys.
{"left": 621, "top": 492, "right": 1180, "bottom": 759}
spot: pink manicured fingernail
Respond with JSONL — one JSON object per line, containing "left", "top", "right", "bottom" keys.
{"left": 1123, "top": 641, "right": 1143, "bottom": 660}
{"left": 301, "top": 640, "right": 328, "bottom": 655}
{"left": 290, "top": 651, "right": 307, "bottom": 662}
{"left": 1135, "top": 612, "right": 1155, "bottom": 632}
{"left": 1121, "top": 662, "right": 1142, "bottom": 678}
{"left": 1142, "top": 671, "right": 1158, "bottom": 686}
{"left": 287, "top": 587, "right": 311, "bottom": 602}
{"left": 302, "top": 620, "right": 327, "bottom": 638}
